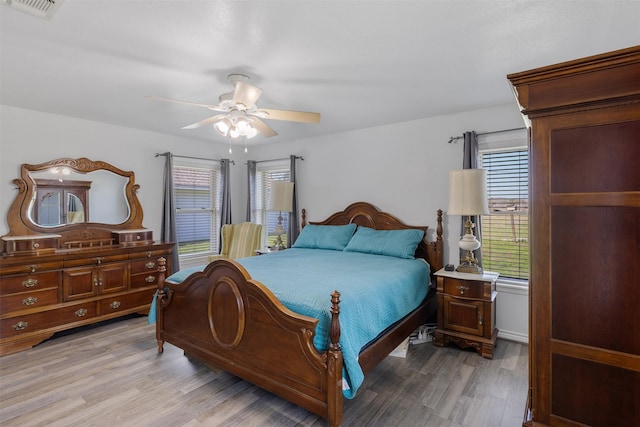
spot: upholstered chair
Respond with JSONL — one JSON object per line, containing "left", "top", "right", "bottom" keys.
{"left": 208, "top": 222, "right": 264, "bottom": 262}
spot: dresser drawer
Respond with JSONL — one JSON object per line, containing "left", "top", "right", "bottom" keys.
{"left": 129, "top": 248, "right": 171, "bottom": 260}
{"left": 0, "top": 303, "right": 97, "bottom": 337}
{"left": 100, "top": 289, "right": 155, "bottom": 314}
{"left": 112, "top": 230, "right": 153, "bottom": 245}
{"left": 130, "top": 272, "right": 159, "bottom": 289}
{"left": 130, "top": 257, "right": 161, "bottom": 274}
{"left": 0, "top": 288, "right": 59, "bottom": 313}
{"left": 2, "top": 235, "right": 60, "bottom": 255}
{"left": 0, "top": 271, "right": 61, "bottom": 295}
{"left": 63, "top": 254, "right": 129, "bottom": 268}
{"left": 0, "top": 261, "right": 63, "bottom": 276}
{"left": 443, "top": 277, "right": 492, "bottom": 299}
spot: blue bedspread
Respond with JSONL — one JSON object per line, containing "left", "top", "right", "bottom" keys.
{"left": 151, "top": 248, "right": 430, "bottom": 398}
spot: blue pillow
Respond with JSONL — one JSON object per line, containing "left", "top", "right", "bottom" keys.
{"left": 344, "top": 226, "right": 424, "bottom": 259}
{"left": 292, "top": 223, "right": 357, "bottom": 251}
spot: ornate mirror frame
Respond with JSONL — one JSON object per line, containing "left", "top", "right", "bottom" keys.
{"left": 4, "top": 157, "right": 145, "bottom": 245}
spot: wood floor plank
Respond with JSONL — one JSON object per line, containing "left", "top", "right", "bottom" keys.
{"left": 0, "top": 315, "right": 528, "bottom": 426}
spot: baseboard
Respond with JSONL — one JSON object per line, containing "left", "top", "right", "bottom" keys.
{"left": 498, "top": 329, "right": 528, "bottom": 344}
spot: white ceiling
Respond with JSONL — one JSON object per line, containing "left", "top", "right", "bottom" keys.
{"left": 1, "top": 1, "right": 639, "bottom": 146}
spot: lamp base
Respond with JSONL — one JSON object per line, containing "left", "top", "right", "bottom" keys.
{"left": 274, "top": 234, "right": 286, "bottom": 251}
{"left": 457, "top": 249, "right": 483, "bottom": 274}
{"left": 456, "top": 262, "right": 483, "bottom": 274}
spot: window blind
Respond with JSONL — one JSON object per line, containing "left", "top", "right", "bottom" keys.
{"left": 174, "top": 165, "right": 221, "bottom": 255}
{"left": 480, "top": 149, "right": 529, "bottom": 280}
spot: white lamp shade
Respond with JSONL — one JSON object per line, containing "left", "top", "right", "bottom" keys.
{"left": 448, "top": 169, "right": 490, "bottom": 216}
{"left": 268, "top": 181, "right": 294, "bottom": 212}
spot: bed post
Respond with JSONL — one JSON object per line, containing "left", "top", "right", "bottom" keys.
{"left": 432, "top": 209, "right": 444, "bottom": 272}
{"left": 301, "top": 208, "right": 307, "bottom": 228}
{"left": 327, "top": 290, "right": 343, "bottom": 427}
{"left": 156, "top": 257, "right": 167, "bottom": 354}
{"left": 436, "top": 209, "right": 443, "bottom": 262}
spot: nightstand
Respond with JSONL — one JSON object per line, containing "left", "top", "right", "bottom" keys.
{"left": 433, "top": 268, "right": 499, "bottom": 358}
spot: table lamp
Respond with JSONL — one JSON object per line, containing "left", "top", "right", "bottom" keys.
{"left": 448, "top": 169, "right": 489, "bottom": 274}
{"left": 268, "top": 181, "right": 294, "bottom": 250}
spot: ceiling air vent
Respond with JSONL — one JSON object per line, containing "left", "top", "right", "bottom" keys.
{"left": 1, "top": 0, "right": 64, "bottom": 20}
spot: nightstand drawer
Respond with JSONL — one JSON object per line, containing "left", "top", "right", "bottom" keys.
{"left": 443, "top": 277, "right": 491, "bottom": 299}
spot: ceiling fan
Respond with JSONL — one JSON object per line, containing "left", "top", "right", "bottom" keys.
{"left": 147, "top": 74, "right": 321, "bottom": 139}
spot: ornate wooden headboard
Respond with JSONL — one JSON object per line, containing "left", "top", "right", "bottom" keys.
{"left": 302, "top": 202, "right": 443, "bottom": 273}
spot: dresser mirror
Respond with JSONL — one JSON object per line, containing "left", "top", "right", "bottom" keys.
{"left": 3, "top": 157, "right": 145, "bottom": 245}
{"left": 29, "top": 169, "right": 129, "bottom": 226}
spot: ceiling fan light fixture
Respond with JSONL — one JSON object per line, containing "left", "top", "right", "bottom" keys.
{"left": 235, "top": 116, "right": 251, "bottom": 132}
{"left": 213, "top": 118, "right": 231, "bottom": 136}
{"left": 217, "top": 113, "right": 258, "bottom": 140}
{"left": 228, "top": 127, "right": 240, "bottom": 139}
{"left": 246, "top": 126, "right": 258, "bottom": 139}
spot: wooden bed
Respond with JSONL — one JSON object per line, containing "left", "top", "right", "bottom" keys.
{"left": 155, "top": 202, "right": 443, "bottom": 426}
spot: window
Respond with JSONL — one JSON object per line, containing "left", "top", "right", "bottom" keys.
{"left": 173, "top": 160, "right": 222, "bottom": 260}
{"left": 479, "top": 131, "right": 529, "bottom": 281}
{"left": 251, "top": 163, "right": 291, "bottom": 247}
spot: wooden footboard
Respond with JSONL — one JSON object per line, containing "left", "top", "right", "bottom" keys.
{"left": 155, "top": 257, "right": 344, "bottom": 426}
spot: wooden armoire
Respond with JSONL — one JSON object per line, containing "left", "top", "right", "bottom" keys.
{"left": 508, "top": 46, "right": 640, "bottom": 426}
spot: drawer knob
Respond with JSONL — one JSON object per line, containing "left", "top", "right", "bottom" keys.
{"left": 28, "top": 264, "right": 39, "bottom": 273}
{"left": 145, "top": 275, "right": 156, "bottom": 283}
{"left": 110, "top": 301, "right": 121, "bottom": 309}
{"left": 22, "top": 278, "right": 38, "bottom": 288}
{"left": 33, "top": 242, "right": 40, "bottom": 249}
{"left": 145, "top": 261, "right": 156, "bottom": 269}
{"left": 22, "top": 296, "right": 39, "bottom": 306}
{"left": 12, "top": 321, "right": 29, "bottom": 331}
{"left": 457, "top": 285, "right": 470, "bottom": 295}
{"left": 75, "top": 308, "right": 88, "bottom": 317}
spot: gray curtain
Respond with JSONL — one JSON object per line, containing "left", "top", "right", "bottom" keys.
{"left": 461, "top": 131, "right": 483, "bottom": 266}
{"left": 288, "top": 155, "right": 300, "bottom": 246}
{"left": 246, "top": 160, "right": 257, "bottom": 221}
{"left": 161, "top": 152, "right": 180, "bottom": 271}
{"left": 219, "top": 159, "right": 232, "bottom": 253}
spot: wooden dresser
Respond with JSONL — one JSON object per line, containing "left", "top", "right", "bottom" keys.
{"left": 508, "top": 46, "right": 640, "bottom": 426}
{"left": 0, "top": 243, "right": 172, "bottom": 355}
{"left": 0, "top": 157, "right": 173, "bottom": 356}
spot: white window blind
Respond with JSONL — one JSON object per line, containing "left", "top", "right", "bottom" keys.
{"left": 173, "top": 162, "right": 221, "bottom": 257}
{"left": 479, "top": 149, "right": 529, "bottom": 280}
{"left": 478, "top": 128, "right": 529, "bottom": 281}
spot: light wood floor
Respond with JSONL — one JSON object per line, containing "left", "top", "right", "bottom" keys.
{"left": 0, "top": 315, "right": 528, "bottom": 426}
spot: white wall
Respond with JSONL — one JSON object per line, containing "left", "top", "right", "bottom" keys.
{"left": 0, "top": 103, "right": 528, "bottom": 342}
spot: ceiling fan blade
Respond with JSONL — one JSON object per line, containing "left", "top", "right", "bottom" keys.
{"left": 145, "top": 96, "right": 228, "bottom": 112}
{"left": 257, "top": 108, "right": 321, "bottom": 123}
{"left": 251, "top": 117, "right": 278, "bottom": 137}
{"left": 181, "top": 115, "right": 225, "bottom": 130}
{"left": 232, "top": 81, "right": 262, "bottom": 108}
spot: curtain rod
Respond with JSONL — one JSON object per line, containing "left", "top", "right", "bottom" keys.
{"left": 252, "top": 155, "right": 304, "bottom": 164}
{"left": 154, "top": 152, "right": 235, "bottom": 165}
{"left": 447, "top": 127, "right": 526, "bottom": 144}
